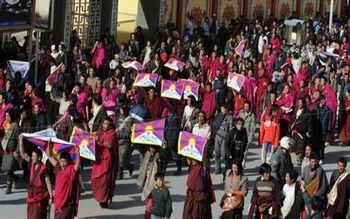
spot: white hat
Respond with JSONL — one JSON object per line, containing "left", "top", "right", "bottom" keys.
{"left": 280, "top": 137, "right": 294, "bottom": 150}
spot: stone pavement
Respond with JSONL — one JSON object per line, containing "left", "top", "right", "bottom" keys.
{"left": 0, "top": 144, "right": 349, "bottom": 219}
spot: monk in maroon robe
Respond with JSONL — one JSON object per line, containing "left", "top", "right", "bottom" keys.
{"left": 46, "top": 144, "right": 81, "bottom": 219}
{"left": 19, "top": 135, "right": 53, "bottom": 219}
{"left": 145, "top": 88, "right": 162, "bottom": 120}
{"left": 183, "top": 159, "right": 215, "bottom": 219}
{"left": 92, "top": 119, "right": 118, "bottom": 208}
{"left": 201, "top": 82, "right": 216, "bottom": 123}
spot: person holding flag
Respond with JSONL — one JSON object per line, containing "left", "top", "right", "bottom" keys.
{"left": 91, "top": 118, "right": 118, "bottom": 208}
{"left": 19, "top": 134, "right": 54, "bottom": 219}
{"left": 46, "top": 141, "right": 81, "bottom": 219}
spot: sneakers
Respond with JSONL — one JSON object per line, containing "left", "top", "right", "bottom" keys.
{"left": 319, "top": 160, "right": 324, "bottom": 165}
{"left": 99, "top": 202, "right": 108, "bottom": 208}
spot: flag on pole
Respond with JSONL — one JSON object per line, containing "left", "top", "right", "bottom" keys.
{"left": 178, "top": 131, "right": 207, "bottom": 161}
{"left": 70, "top": 127, "right": 96, "bottom": 161}
{"left": 131, "top": 119, "right": 165, "bottom": 146}
{"left": 227, "top": 72, "right": 246, "bottom": 91}
{"left": 235, "top": 39, "right": 246, "bottom": 56}
{"left": 47, "top": 64, "right": 62, "bottom": 87}
{"left": 164, "top": 58, "right": 185, "bottom": 71}
{"left": 122, "top": 61, "right": 143, "bottom": 71}
{"left": 161, "top": 79, "right": 184, "bottom": 100}
{"left": 179, "top": 79, "right": 200, "bottom": 100}
{"left": 133, "top": 73, "right": 159, "bottom": 87}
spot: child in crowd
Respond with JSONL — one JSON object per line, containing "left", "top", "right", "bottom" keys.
{"left": 150, "top": 172, "right": 173, "bottom": 219}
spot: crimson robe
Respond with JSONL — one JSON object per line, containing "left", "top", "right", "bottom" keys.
{"left": 202, "top": 90, "right": 216, "bottom": 121}
{"left": 243, "top": 76, "right": 257, "bottom": 110}
{"left": 270, "top": 37, "right": 281, "bottom": 52}
{"left": 77, "top": 92, "right": 88, "bottom": 120}
{"left": 208, "top": 58, "right": 220, "bottom": 82}
{"left": 296, "top": 67, "right": 309, "bottom": 85}
{"left": 264, "top": 53, "right": 275, "bottom": 77}
{"left": 295, "top": 87, "right": 309, "bottom": 102}
{"left": 54, "top": 164, "right": 80, "bottom": 218}
{"left": 183, "top": 164, "right": 215, "bottom": 219}
{"left": 91, "top": 129, "right": 118, "bottom": 203}
{"left": 146, "top": 97, "right": 163, "bottom": 120}
{"left": 339, "top": 99, "right": 350, "bottom": 143}
{"left": 27, "top": 160, "right": 49, "bottom": 219}
{"left": 255, "top": 77, "right": 269, "bottom": 120}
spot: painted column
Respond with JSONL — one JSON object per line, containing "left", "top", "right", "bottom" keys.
{"left": 319, "top": 0, "right": 324, "bottom": 15}
{"left": 270, "top": 0, "right": 276, "bottom": 17}
{"left": 242, "top": 0, "right": 248, "bottom": 17}
{"left": 211, "top": 0, "right": 219, "bottom": 16}
{"left": 176, "top": 0, "right": 184, "bottom": 32}
{"left": 296, "top": 0, "right": 301, "bottom": 18}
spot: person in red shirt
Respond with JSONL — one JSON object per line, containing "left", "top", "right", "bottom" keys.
{"left": 259, "top": 104, "right": 280, "bottom": 164}
{"left": 46, "top": 143, "right": 81, "bottom": 219}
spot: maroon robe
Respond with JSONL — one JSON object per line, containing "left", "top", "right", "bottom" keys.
{"left": 339, "top": 99, "right": 350, "bottom": 143}
{"left": 91, "top": 129, "right": 118, "bottom": 203}
{"left": 54, "top": 164, "right": 80, "bottom": 219}
{"left": 146, "top": 96, "right": 163, "bottom": 120}
{"left": 27, "top": 160, "right": 49, "bottom": 219}
{"left": 183, "top": 164, "right": 215, "bottom": 219}
{"left": 202, "top": 90, "right": 216, "bottom": 121}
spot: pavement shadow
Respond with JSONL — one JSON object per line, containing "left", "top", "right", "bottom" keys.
{"left": 107, "top": 199, "right": 144, "bottom": 210}
{"left": 79, "top": 214, "right": 144, "bottom": 219}
{"left": 115, "top": 182, "right": 140, "bottom": 196}
{"left": 0, "top": 197, "right": 27, "bottom": 205}
{"left": 171, "top": 194, "right": 186, "bottom": 202}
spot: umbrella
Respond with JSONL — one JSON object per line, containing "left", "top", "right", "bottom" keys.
{"left": 70, "top": 127, "right": 96, "bottom": 161}
{"left": 131, "top": 119, "right": 165, "bottom": 146}
{"left": 122, "top": 61, "right": 143, "bottom": 71}
{"left": 178, "top": 131, "right": 207, "bottom": 162}
{"left": 164, "top": 58, "right": 185, "bottom": 71}
{"left": 227, "top": 72, "right": 246, "bottom": 92}
{"left": 161, "top": 79, "right": 184, "bottom": 100}
{"left": 133, "top": 73, "right": 159, "bottom": 87}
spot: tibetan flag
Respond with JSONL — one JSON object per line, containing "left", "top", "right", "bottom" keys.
{"left": 179, "top": 79, "right": 199, "bottom": 100}
{"left": 22, "top": 128, "right": 76, "bottom": 160}
{"left": 122, "top": 61, "right": 143, "bottom": 72}
{"left": 164, "top": 58, "right": 185, "bottom": 71}
{"left": 161, "top": 79, "right": 184, "bottom": 100}
{"left": 131, "top": 119, "right": 165, "bottom": 146}
{"left": 227, "top": 72, "right": 246, "bottom": 92}
{"left": 70, "top": 127, "right": 96, "bottom": 161}
{"left": 133, "top": 73, "right": 158, "bottom": 87}
{"left": 47, "top": 64, "right": 62, "bottom": 87}
{"left": 235, "top": 39, "right": 246, "bottom": 56}
{"left": 178, "top": 131, "right": 207, "bottom": 162}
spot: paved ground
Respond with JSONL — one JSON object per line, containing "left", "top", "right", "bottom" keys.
{"left": 0, "top": 144, "right": 349, "bottom": 219}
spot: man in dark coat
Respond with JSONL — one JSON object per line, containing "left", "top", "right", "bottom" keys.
{"left": 90, "top": 94, "right": 107, "bottom": 133}
{"left": 225, "top": 118, "right": 248, "bottom": 165}
{"left": 271, "top": 136, "right": 294, "bottom": 187}
{"left": 164, "top": 100, "right": 182, "bottom": 175}
{"left": 290, "top": 97, "right": 313, "bottom": 164}
{"left": 312, "top": 95, "right": 331, "bottom": 164}
{"left": 326, "top": 157, "right": 350, "bottom": 219}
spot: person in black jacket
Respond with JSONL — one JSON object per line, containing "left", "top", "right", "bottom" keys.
{"left": 164, "top": 100, "right": 182, "bottom": 175}
{"left": 290, "top": 97, "right": 313, "bottom": 164}
{"left": 33, "top": 103, "right": 48, "bottom": 132}
{"left": 225, "top": 118, "right": 248, "bottom": 166}
{"left": 150, "top": 172, "right": 173, "bottom": 219}
{"left": 312, "top": 95, "right": 331, "bottom": 164}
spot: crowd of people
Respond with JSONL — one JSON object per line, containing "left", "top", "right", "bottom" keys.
{"left": 0, "top": 11, "right": 350, "bottom": 219}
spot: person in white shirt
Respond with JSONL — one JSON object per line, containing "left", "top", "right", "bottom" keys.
{"left": 192, "top": 111, "right": 211, "bottom": 139}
